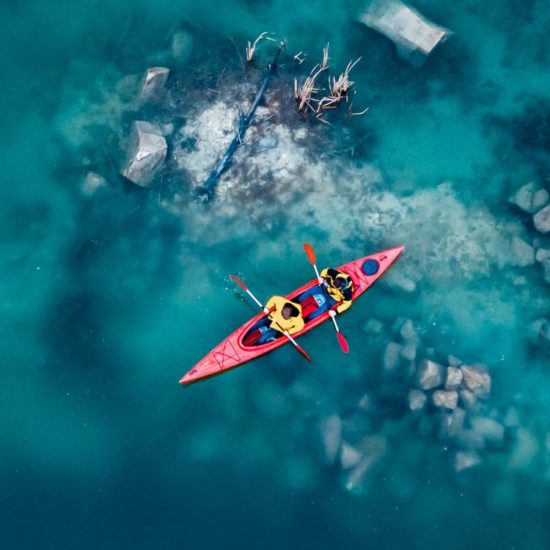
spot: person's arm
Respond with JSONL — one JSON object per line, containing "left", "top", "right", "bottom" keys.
{"left": 335, "top": 300, "right": 351, "bottom": 314}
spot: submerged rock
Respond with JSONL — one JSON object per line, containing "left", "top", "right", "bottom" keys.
{"left": 138, "top": 67, "right": 170, "bottom": 104}
{"left": 81, "top": 171, "right": 107, "bottom": 196}
{"left": 416, "top": 359, "right": 445, "bottom": 390}
{"left": 357, "top": 0, "right": 450, "bottom": 66}
{"left": 454, "top": 450, "right": 481, "bottom": 472}
{"left": 470, "top": 417, "right": 505, "bottom": 448}
{"left": 509, "top": 236, "right": 535, "bottom": 266}
{"left": 408, "top": 388, "right": 427, "bottom": 411}
{"left": 459, "top": 389, "right": 479, "bottom": 412}
{"left": 461, "top": 365, "right": 491, "bottom": 397}
{"left": 439, "top": 407, "right": 466, "bottom": 439}
{"left": 533, "top": 204, "right": 550, "bottom": 234}
{"left": 508, "top": 181, "right": 549, "bottom": 213}
{"left": 527, "top": 318, "right": 550, "bottom": 351}
{"left": 171, "top": 30, "right": 194, "bottom": 64}
{"left": 340, "top": 442, "right": 363, "bottom": 469}
{"left": 343, "top": 435, "right": 387, "bottom": 495}
{"left": 383, "top": 341, "right": 402, "bottom": 371}
{"left": 319, "top": 415, "right": 342, "bottom": 465}
{"left": 433, "top": 390, "right": 458, "bottom": 410}
{"left": 122, "top": 121, "right": 167, "bottom": 187}
{"left": 444, "top": 366, "right": 463, "bottom": 391}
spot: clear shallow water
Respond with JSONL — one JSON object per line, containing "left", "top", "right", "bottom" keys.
{"left": 1, "top": 0, "right": 549, "bottom": 548}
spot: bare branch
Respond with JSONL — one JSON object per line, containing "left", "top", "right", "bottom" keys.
{"left": 246, "top": 32, "right": 269, "bottom": 63}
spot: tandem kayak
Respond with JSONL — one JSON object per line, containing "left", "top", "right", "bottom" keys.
{"left": 179, "top": 246, "right": 404, "bottom": 385}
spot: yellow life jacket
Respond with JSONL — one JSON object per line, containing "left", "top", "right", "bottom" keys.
{"left": 320, "top": 268, "right": 354, "bottom": 314}
{"left": 265, "top": 295, "right": 305, "bottom": 335}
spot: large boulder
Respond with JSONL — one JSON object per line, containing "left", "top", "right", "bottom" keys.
{"left": 357, "top": 0, "right": 450, "bottom": 66}
{"left": 534, "top": 204, "right": 550, "bottom": 234}
{"left": 123, "top": 121, "right": 168, "bottom": 187}
{"left": 416, "top": 359, "right": 445, "bottom": 390}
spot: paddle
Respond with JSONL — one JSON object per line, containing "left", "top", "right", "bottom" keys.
{"left": 329, "top": 310, "right": 349, "bottom": 354}
{"left": 229, "top": 274, "right": 312, "bottom": 362}
{"left": 303, "top": 243, "right": 350, "bottom": 354}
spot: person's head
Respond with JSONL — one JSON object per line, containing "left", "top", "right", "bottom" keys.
{"left": 282, "top": 302, "right": 300, "bottom": 320}
{"left": 333, "top": 276, "right": 346, "bottom": 289}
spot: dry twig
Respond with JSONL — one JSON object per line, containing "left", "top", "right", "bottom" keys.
{"left": 246, "top": 32, "right": 268, "bottom": 62}
{"left": 321, "top": 43, "right": 330, "bottom": 71}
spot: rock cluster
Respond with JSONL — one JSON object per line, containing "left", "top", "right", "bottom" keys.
{"left": 507, "top": 181, "right": 550, "bottom": 285}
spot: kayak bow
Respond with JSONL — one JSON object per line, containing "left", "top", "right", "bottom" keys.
{"left": 180, "top": 246, "right": 404, "bottom": 385}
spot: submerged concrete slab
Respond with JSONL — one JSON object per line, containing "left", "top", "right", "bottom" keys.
{"left": 357, "top": 0, "right": 450, "bottom": 65}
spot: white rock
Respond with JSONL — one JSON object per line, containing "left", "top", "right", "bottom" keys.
{"left": 416, "top": 359, "right": 444, "bottom": 390}
{"left": 432, "top": 390, "right": 458, "bottom": 410}
{"left": 340, "top": 442, "right": 363, "bottom": 469}
{"left": 357, "top": 0, "right": 450, "bottom": 66}
{"left": 343, "top": 436, "right": 387, "bottom": 495}
{"left": 444, "top": 366, "right": 463, "bottom": 390}
{"left": 383, "top": 341, "right": 402, "bottom": 371}
{"left": 509, "top": 236, "right": 535, "bottom": 266}
{"left": 461, "top": 365, "right": 491, "bottom": 397}
{"left": 508, "top": 181, "right": 549, "bottom": 213}
{"left": 454, "top": 450, "right": 481, "bottom": 472}
{"left": 408, "top": 388, "right": 427, "bottom": 411}
{"left": 319, "top": 415, "right": 342, "bottom": 465}
{"left": 123, "top": 121, "right": 167, "bottom": 187}
{"left": 138, "top": 67, "right": 170, "bottom": 104}
{"left": 81, "top": 171, "right": 107, "bottom": 196}
{"left": 533, "top": 204, "right": 550, "bottom": 234}
{"left": 470, "top": 417, "right": 505, "bottom": 447}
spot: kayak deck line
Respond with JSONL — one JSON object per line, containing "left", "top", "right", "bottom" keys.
{"left": 180, "top": 245, "right": 404, "bottom": 385}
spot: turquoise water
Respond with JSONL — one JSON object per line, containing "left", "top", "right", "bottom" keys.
{"left": 1, "top": 0, "right": 549, "bottom": 548}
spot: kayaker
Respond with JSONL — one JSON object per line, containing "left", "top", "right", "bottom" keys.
{"left": 243, "top": 296, "right": 305, "bottom": 346}
{"left": 263, "top": 296, "right": 305, "bottom": 335}
{"left": 320, "top": 268, "right": 354, "bottom": 314}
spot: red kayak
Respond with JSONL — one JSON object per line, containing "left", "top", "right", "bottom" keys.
{"left": 180, "top": 246, "right": 404, "bottom": 385}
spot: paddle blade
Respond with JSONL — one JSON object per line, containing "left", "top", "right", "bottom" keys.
{"left": 297, "top": 344, "right": 312, "bottom": 362}
{"left": 230, "top": 274, "right": 247, "bottom": 291}
{"left": 337, "top": 332, "right": 349, "bottom": 354}
{"left": 303, "top": 243, "right": 316, "bottom": 265}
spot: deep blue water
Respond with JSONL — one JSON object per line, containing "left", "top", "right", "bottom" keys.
{"left": 1, "top": 0, "right": 550, "bottom": 548}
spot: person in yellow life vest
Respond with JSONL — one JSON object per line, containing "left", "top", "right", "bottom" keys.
{"left": 320, "top": 268, "right": 354, "bottom": 314}
{"left": 263, "top": 296, "right": 305, "bottom": 334}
